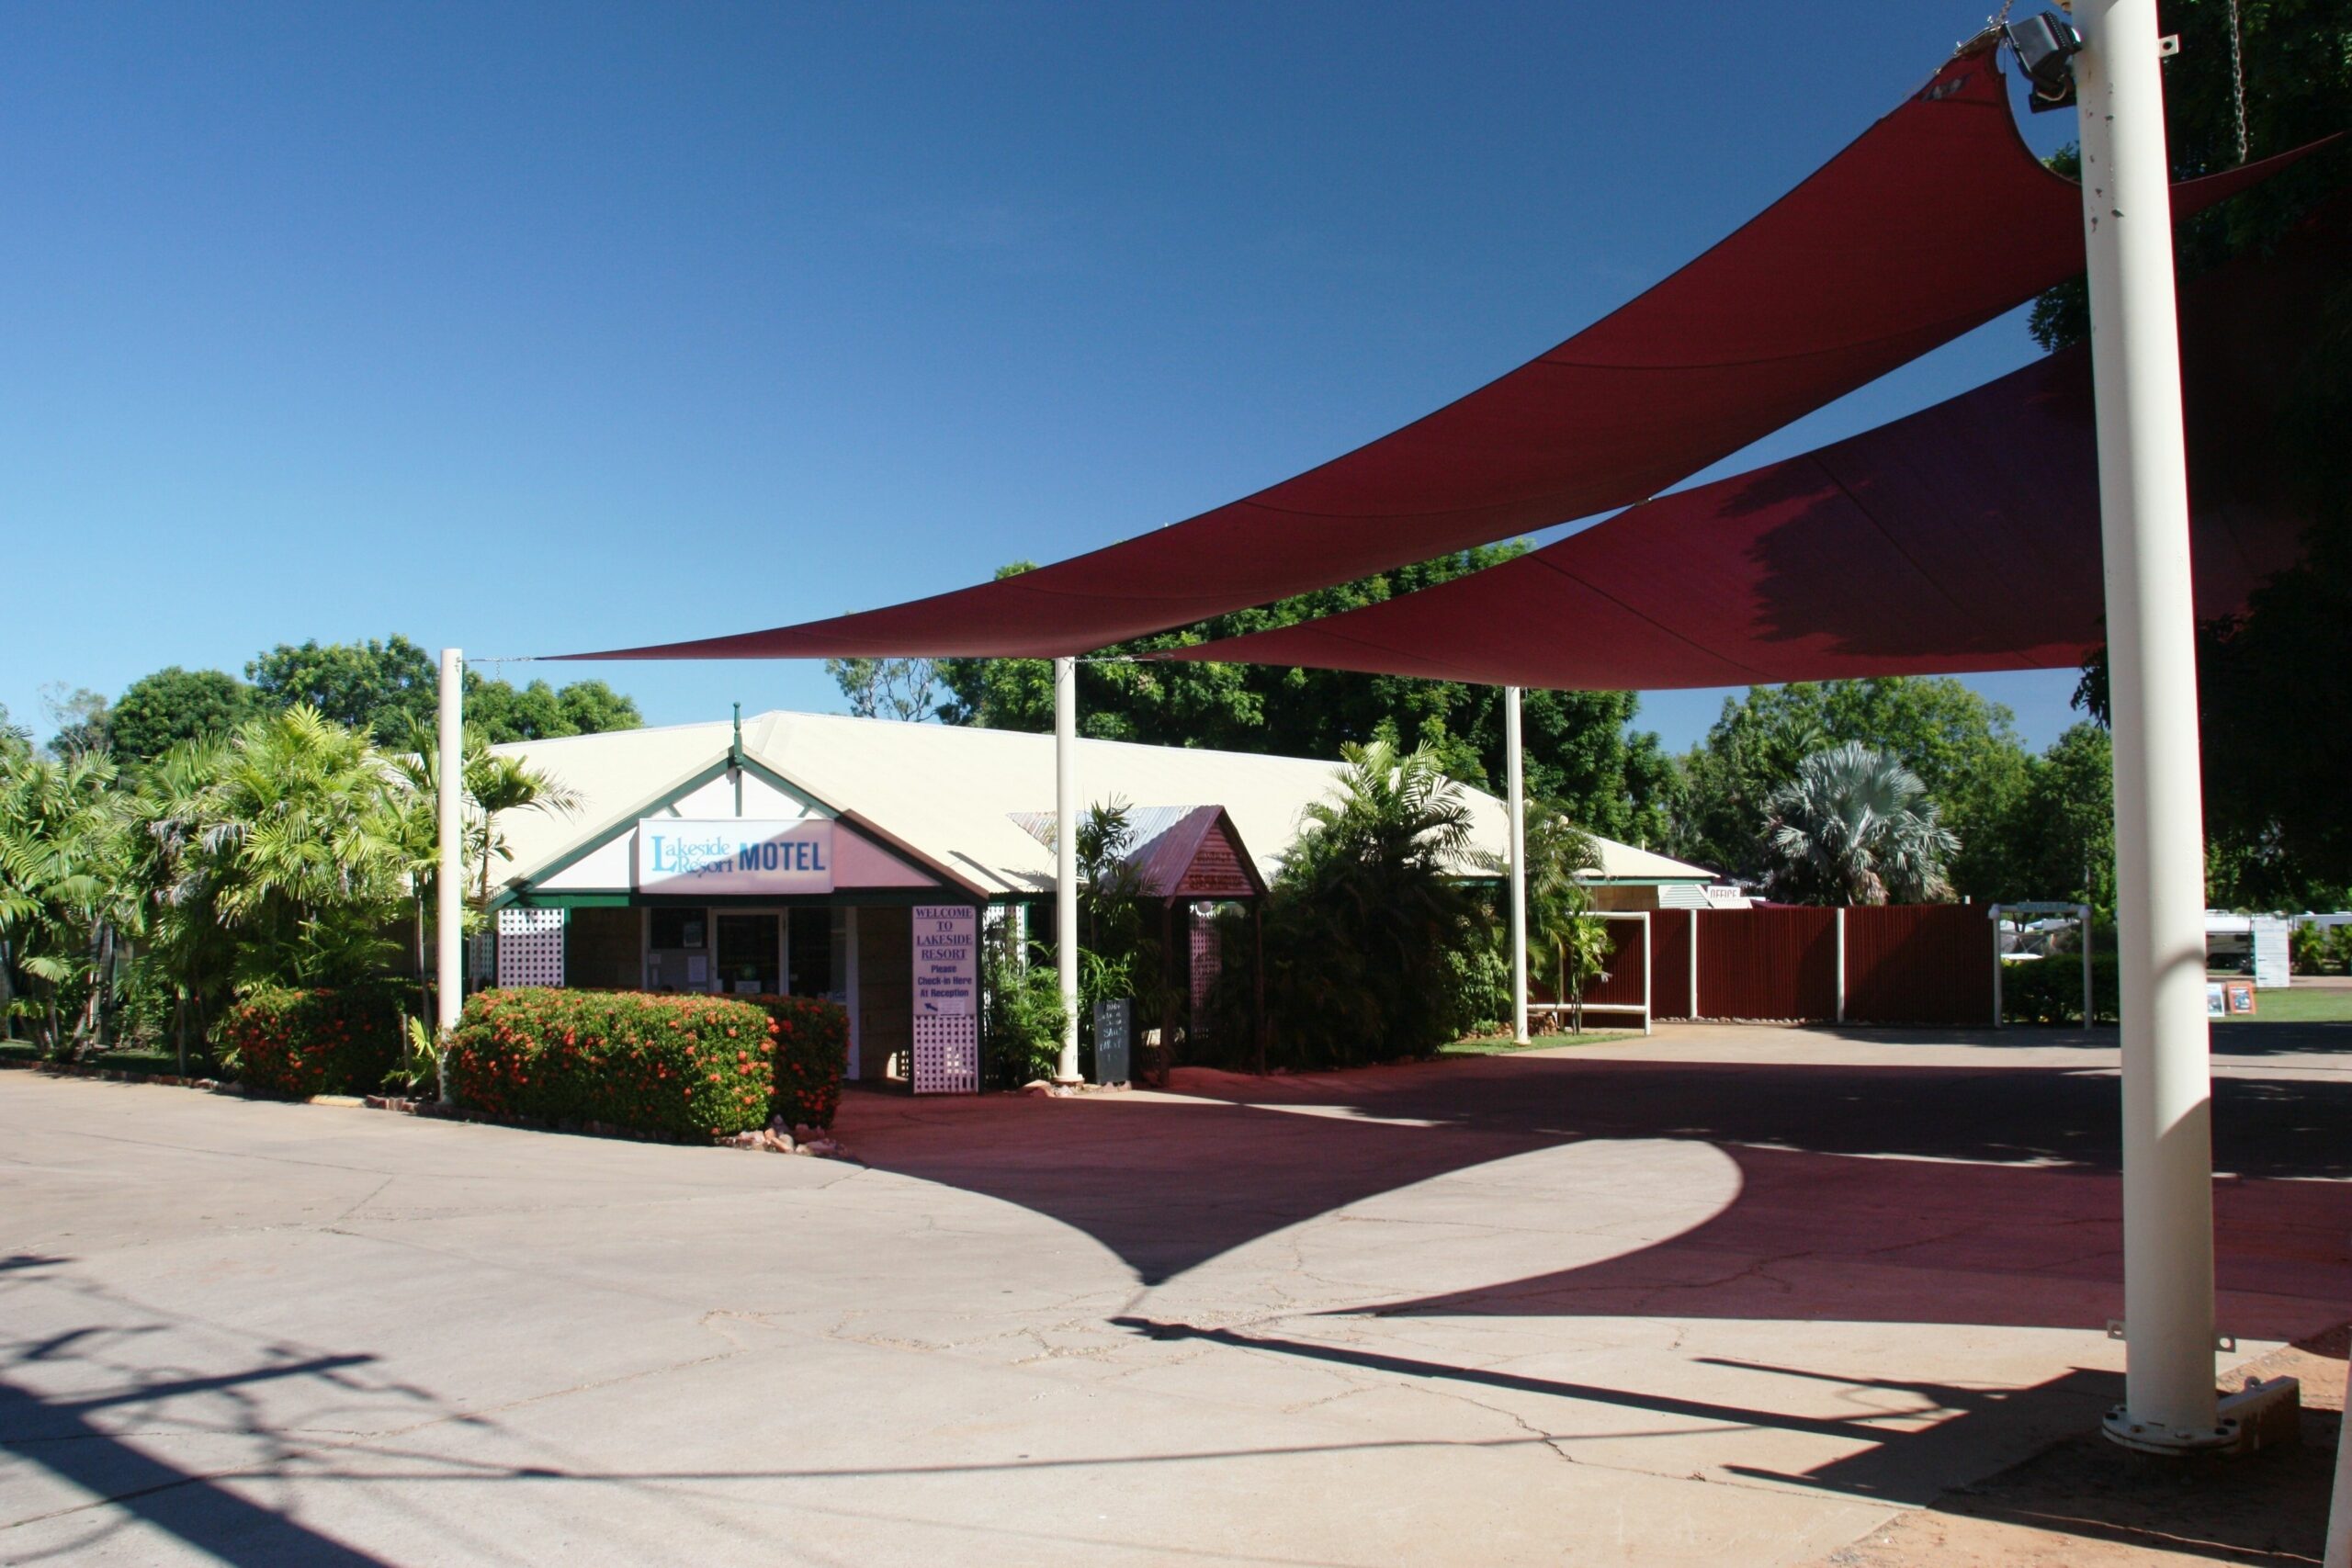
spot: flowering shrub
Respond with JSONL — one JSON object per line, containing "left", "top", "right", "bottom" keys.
{"left": 449, "top": 989, "right": 778, "bottom": 1138}
{"left": 738, "top": 995, "right": 850, "bottom": 1129}
{"left": 221, "top": 987, "right": 404, "bottom": 1099}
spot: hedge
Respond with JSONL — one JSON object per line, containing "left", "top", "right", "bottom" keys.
{"left": 450, "top": 989, "right": 781, "bottom": 1138}
{"left": 738, "top": 995, "right": 850, "bottom": 1129}
{"left": 2000, "top": 953, "right": 2119, "bottom": 1026}
{"left": 221, "top": 987, "right": 405, "bottom": 1099}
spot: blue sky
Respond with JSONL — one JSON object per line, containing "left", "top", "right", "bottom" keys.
{"left": 2, "top": 3, "right": 2089, "bottom": 754}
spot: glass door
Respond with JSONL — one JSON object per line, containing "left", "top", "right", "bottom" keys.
{"left": 714, "top": 913, "right": 781, "bottom": 996}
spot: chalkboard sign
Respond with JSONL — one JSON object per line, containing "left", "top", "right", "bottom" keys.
{"left": 1093, "top": 998, "right": 1133, "bottom": 1086}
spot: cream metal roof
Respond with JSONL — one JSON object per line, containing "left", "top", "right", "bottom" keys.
{"left": 488, "top": 711, "right": 1714, "bottom": 898}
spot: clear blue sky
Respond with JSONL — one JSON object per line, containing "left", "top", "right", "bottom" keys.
{"left": 1, "top": 3, "right": 2090, "bottom": 754}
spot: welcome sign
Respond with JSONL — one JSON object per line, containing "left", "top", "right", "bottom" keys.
{"left": 634, "top": 818, "right": 836, "bottom": 896}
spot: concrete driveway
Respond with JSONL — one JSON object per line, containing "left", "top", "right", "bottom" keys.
{"left": 4, "top": 1023, "right": 2347, "bottom": 1566}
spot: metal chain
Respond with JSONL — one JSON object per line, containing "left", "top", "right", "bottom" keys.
{"left": 2226, "top": 0, "right": 2250, "bottom": 162}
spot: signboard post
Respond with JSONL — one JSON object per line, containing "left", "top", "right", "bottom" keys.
{"left": 910, "top": 904, "right": 978, "bottom": 1094}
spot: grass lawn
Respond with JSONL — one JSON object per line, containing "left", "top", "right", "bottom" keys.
{"left": 2213, "top": 985, "right": 2352, "bottom": 1024}
{"left": 1442, "top": 1030, "right": 1637, "bottom": 1057}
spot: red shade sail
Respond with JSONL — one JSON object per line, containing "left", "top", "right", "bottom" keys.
{"left": 1161, "top": 202, "right": 2343, "bottom": 689}
{"left": 559, "top": 44, "right": 2314, "bottom": 663}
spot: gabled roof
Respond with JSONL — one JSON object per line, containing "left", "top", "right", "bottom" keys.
{"left": 1011, "top": 805, "right": 1269, "bottom": 900}
{"left": 486, "top": 711, "right": 1716, "bottom": 897}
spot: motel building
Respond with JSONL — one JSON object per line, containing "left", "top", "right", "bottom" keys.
{"left": 474, "top": 711, "right": 1716, "bottom": 1090}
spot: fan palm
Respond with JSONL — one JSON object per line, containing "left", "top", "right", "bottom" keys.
{"left": 1761, "top": 741, "right": 1959, "bottom": 905}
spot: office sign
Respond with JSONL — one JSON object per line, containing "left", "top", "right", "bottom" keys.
{"left": 634, "top": 818, "right": 835, "bottom": 895}
{"left": 912, "top": 904, "right": 978, "bottom": 1015}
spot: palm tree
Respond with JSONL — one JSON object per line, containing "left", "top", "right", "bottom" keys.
{"left": 0, "top": 747, "right": 129, "bottom": 1051}
{"left": 1265, "top": 739, "right": 1487, "bottom": 1061}
{"left": 1761, "top": 740, "right": 1959, "bottom": 905}
{"left": 201, "top": 705, "right": 409, "bottom": 987}
{"left": 121, "top": 738, "right": 239, "bottom": 1066}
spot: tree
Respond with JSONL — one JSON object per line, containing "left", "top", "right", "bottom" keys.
{"left": 1510, "top": 806, "right": 1612, "bottom": 1033}
{"left": 1247, "top": 739, "right": 1489, "bottom": 1066}
{"left": 2039, "top": 0, "right": 2352, "bottom": 904}
{"left": 463, "top": 674, "right": 641, "bottom": 743}
{"left": 937, "top": 557, "right": 1674, "bottom": 843}
{"left": 109, "top": 668, "right": 256, "bottom": 765}
{"left": 1668, "top": 678, "right": 2029, "bottom": 892}
{"left": 199, "top": 705, "right": 410, "bottom": 988}
{"left": 0, "top": 747, "right": 128, "bottom": 1048}
{"left": 247, "top": 637, "right": 438, "bottom": 746}
{"left": 827, "top": 657, "right": 944, "bottom": 722}
{"left": 1761, "top": 741, "right": 1960, "bottom": 906}
{"left": 40, "top": 683, "right": 111, "bottom": 758}
{"left": 2006, "top": 723, "right": 2117, "bottom": 911}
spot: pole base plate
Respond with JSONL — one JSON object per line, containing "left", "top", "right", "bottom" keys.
{"left": 2101, "top": 1405, "right": 2238, "bottom": 1456}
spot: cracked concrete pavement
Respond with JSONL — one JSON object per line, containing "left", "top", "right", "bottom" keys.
{"left": 3, "top": 1021, "right": 2347, "bottom": 1565}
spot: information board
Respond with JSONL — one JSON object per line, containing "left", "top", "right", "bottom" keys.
{"left": 912, "top": 904, "right": 978, "bottom": 1016}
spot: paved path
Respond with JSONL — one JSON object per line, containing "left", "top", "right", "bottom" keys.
{"left": 3, "top": 1023, "right": 2347, "bottom": 1566}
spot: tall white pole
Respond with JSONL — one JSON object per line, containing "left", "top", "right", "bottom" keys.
{"left": 1053, "top": 656, "right": 1081, "bottom": 1086}
{"left": 1505, "top": 686, "right": 1530, "bottom": 1044}
{"left": 2077, "top": 0, "right": 2223, "bottom": 1452}
{"left": 435, "top": 648, "right": 465, "bottom": 1104}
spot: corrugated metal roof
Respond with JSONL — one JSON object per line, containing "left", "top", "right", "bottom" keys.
{"left": 489, "top": 711, "right": 1716, "bottom": 897}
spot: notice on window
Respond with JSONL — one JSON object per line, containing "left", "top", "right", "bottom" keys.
{"left": 912, "top": 905, "right": 978, "bottom": 1016}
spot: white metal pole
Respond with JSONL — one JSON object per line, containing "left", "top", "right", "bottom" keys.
{"left": 1689, "top": 909, "right": 1700, "bottom": 1021}
{"left": 1505, "top": 687, "right": 1531, "bottom": 1045}
{"left": 435, "top": 648, "right": 464, "bottom": 1103}
{"left": 1053, "top": 656, "right": 1082, "bottom": 1086}
{"left": 1834, "top": 906, "right": 1847, "bottom": 1024}
{"left": 1992, "top": 903, "right": 2005, "bottom": 1029}
{"left": 2082, "top": 904, "right": 2097, "bottom": 1028}
{"left": 1640, "top": 911, "right": 1652, "bottom": 1036}
{"left": 2077, "top": 0, "right": 2222, "bottom": 1452}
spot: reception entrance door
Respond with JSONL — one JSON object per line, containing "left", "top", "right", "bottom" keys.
{"left": 714, "top": 913, "right": 781, "bottom": 995}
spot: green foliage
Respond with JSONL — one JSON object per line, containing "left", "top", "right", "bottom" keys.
{"left": 1762, "top": 741, "right": 1960, "bottom": 906}
{"left": 826, "top": 657, "right": 944, "bottom": 722}
{"left": 220, "top": 987, "right": 405, "bottom": 1099}
{"left": 936, "top": 558, "right": 1673, "bottom": 845}
{"left": 40, "top": 684, "right": 112, "bottom": 759}
{"left": 108, "top": 668, "right": 257, "bottom": 765}
{"left": 247, "top": 637, "right": 439, "bottom": 746}
{"left": 2045, "top": 1, "right": 2352, "bottom": 906}
{"left": 1239, "top": 740, "right": 1489, "bottom": 1068}
{"left": 244, "top": 636, "right": 640, "bottom": 748}
{"left": 2000, "top": 953, "right": 2118, "bottom": 1028}
{"left": 1668, "top": 678, "right": 2026, "bottom": 892}
{"left": 463, "top": 676, "right": 642, "bottom": 743}
{"left": 1994, "top": 724, "right": 2117, "bottom": 910}
{"left": 2290, "top": 922, "right": 2352, "bottom": 976}
{"left": 738, "top": 994, "right": 851, "bottom": 1128}
{"left": 0, "top": 747, "right": 130, "bottom": 1049}
{"left": 983, "top": 944, "right": 1068, "bottom": 1089}
{"left": 450, "top": 989, "right": 778, "bottom": 1137}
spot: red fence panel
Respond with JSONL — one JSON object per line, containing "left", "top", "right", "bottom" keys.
{"left": 1650, "top": 908, "right": 1693, "bottom": 1019}
{"left": 1843, "top": 904, "right": 1995, "bottom": 1026}
{"left": 1582, "top": 918, "right": 1650, "bottom": 1010}
{"left": 1695, "top": 907, "right": 1838, "bottom": 1021}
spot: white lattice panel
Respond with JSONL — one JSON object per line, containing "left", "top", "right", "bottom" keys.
{"left": 910, "top": 1013, "right": 978, "bottom": 1096}
{"left": 496, "top": 908, "right": 567, "bottom": 987}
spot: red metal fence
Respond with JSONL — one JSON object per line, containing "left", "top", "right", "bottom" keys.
{"left": 1622, "top": 904, "right": 1991, "bottom": 1026}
